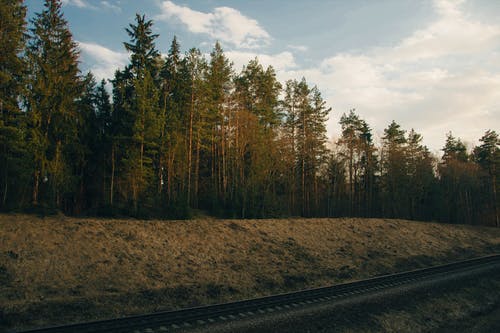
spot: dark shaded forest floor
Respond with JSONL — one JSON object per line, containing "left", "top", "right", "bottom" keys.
{"left": 1, "top": 215, "right": 499, "bottom": 331}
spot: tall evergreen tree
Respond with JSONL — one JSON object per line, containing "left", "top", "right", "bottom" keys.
{"left": 442, "top": 132, "right": 468, "bottom": 163}
{"left": 26, "top": 0, "right": 81, "bottom": 210}
{"left": 406, "top": 129, "right": 436, "bottom": 220}
{"left": 159, "top": 36, "right": 183, "bottom": 206}
{"left": 119, "top": 13, "right": 161, "bottom": 214}
{"left": 324, "top": 151, "right": 349, "bottom": 217}
{"left": 295, "top": 79, "right": 330, "bottom": 216}
{"left": 281, "top": 79, "right": 299, "bottom": 213}
{"left": 473, "top": 130, "right": 499, "bottom": 226}
{"left": 205, "top": 42, "right": 233, "bottom": 209}
{"left": 109, "top": 67, "right": 134, "bottom": 208}
{"left": 235, "top": 58, "right": 281, "bottom": 128}
{"left": 357, "top": 120, "right": 377, "bottom": 216}
{"left": 381, "top": 120, "right": 408, "bottom": 218}
{"left": 124, "top": 14, "right": 159, "bottom": 75}
{"left": 438, "top": 133, "right": 479, "bottom": 224}
{"left": 75, "top": 72, "right": 98, "bottom": 213}
{"left": 337, "top": 110, "right": 375, "bottom": 216}
{"left": 127, "top": 69, "right": 161, "bottom": 213}
{"left": 180, "top": 48, "right": 207, "bottom": 207}
{"left": 233, "top": 58, "right": 283, "bottom": 217}
{"left": 93, "top": 79, "right": 113, "bottom": 208}
{"left": 0, "top": 0, "right": 28, "bottom": 209}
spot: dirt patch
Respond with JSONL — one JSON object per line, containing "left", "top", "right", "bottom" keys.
{"left": 0, "top": 215, "right": 499, "bottom": 331}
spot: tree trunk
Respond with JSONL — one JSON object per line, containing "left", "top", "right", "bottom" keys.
{"left": 221, "top": 111, "right": 227, "bottom": 205}
{"left": 140, "top": 140, "right": 144, "bottom": 184}
{"left": 33, "top": 169, "right": 39, "bottom": 206}
{"left": 102, "top": 152, "right": 107, "bottom": 206}
{"left": 301, "top": 109, "right": 306, "bottom": 216}
{"left": 187, "top": 86, "right": 194, "bottom": 206}
{"left": 167, "top": 149, "right": 175, "bottom": 204}
{"left": 55, "top": 141, "right": 62, "bottom": 209}
{"left": 132, "top": 177, "right": 138, "bottom": 214}
{"left": 2, "top": 155, "right": 7, "bottom": 207}
{"left": 110, "top": 144, "right": 115, "bottom": 206}
{"left": 493, "top": 173, "right": 499, "bottom": 227}
{"left": 290, "top": 107, "right": 296, "bottom": 215}
{"left": 349, "top": 145, "right": 353, "bottom": 215}
{"left": 211, "top": 127, "right": 218, "bottom": 206}
{"left": 194, "top": 121, "right": 201, "bottom": 208}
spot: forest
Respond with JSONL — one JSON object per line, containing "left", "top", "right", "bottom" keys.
{"left": 1, "top": 0, "right": 499, "bottom": 226}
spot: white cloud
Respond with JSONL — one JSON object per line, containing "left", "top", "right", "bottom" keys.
{"left": 156, "top": 1, "right": 271, "bottom": 49}
{"left": 226, "top": 51, "right": 297, "bottom": 74}
{"left": 287, "top": 44, "right": 308, "bottom": 52}
{"left": 100, "top": 1, "right": 121, "bottom": 12}
{"left": 378, "top": 0, "right": 500, "bottom": 63}
{"left": 77, "top": 41, "right": 128, "bottom": 81}
{"left": 62, "top": 0, "right": 96, "bottom": 9}
{"left": 63, "top": 0, "right": 121, "bottom": 12}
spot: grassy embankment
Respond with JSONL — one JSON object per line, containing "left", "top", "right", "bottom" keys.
{"left": 1, "top": 214, "right": 499, "bottom": 331}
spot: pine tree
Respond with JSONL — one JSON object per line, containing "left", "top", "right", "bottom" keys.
{"left": 381, "top": 120, "right": 408, "bottom": 218}
{"left": 473, "top": 130, "right": 499, "bottom": 226}
{"left": 0, "top": 0, "right": 28, "bottom": 209}
{"left": 338, "top": 110, "right": 375, "bottom": 216}
{"left": 357, "top": 120, "right": 377, "bottom": 217}
{"left": 205, "top": 42, "right": 233, "bottom": 209}
{"left": 75, "top": 72, "right": 98, "bottom": 213}
{"left": 308, "top": 86, "right": 330, "bottom": 212}
{"left": 124, "top": 14, "right": 159, "bottom": 76}
{"left": 180, "top": 48, "right": 207, "bottom": 207}
{"left": 94, "top": 79, "right": 113, "bottom": 207}
{"left": 233, "top": 58, "right": 283, "bottom": 217}
{"left": 235, "top": 58, "right": 281, "bottom": 128}
{"left": 438, "top": 133, "right": 479, "bottom": 224}
{"left": 26, "top": 0, "right": 81, "bottom": 210}
{"left": 128, "top": 69, "right": 161, "bottom": 213}
{"left": 324, "top": 151, "right": 348, "bottom": 217}
{"left": 109, "top": 67, "right": 134, "bottom": 208}
{"left": 442, "top": 132, "right": 468, "bottom": 163}
{"left": 281, "top": 80, "right": 299, "bottom": 213}
{"left": 159, "top": 36, "right": 182, "bottom": 206}
{"left": 406, "top": 129, "right": 436, "bottom": 220}
{"left": 120, "top": 14, "right": 161, "bottom": 215}
{"left": 295, "top": 79, "right": 330, "bottom": 216}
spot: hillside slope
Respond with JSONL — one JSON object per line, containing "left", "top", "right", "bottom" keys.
{"left": 1, "top": 215, "right": 499, "bottom": 331}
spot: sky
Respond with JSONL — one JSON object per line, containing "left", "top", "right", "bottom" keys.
{"left": 25, "top": 0, "right": 500, "bottom": 153}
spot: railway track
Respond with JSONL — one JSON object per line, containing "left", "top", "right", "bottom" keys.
{"left": 19, "top": 254, "right": 500, "bottom": 333}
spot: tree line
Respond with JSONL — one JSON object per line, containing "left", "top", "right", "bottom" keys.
{"left": 1, "top": 0, "right": 498, "bottom": 226}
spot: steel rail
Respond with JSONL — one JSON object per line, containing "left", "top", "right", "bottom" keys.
{"left": 18, "top": 254, "right": 500, "bottom": 333}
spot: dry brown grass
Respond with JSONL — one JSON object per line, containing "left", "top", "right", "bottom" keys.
{"left": 1, "top": 214, "right": 499, "bottom": 331}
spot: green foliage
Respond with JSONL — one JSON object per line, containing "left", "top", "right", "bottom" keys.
{"left": 406, "top": 129, "right": 436, "bottom": 221}
{"left": 26, "top": 0, "right": 82, "bottom": 210}
{"left": 124, "top": 14, "right": 159, "bottom": 75}
{"left": 296, "top": 82, "right": 330, "bottom": 216}
{"left": 473, "top": 130, "right": 500, "bottom": 226}
{"left": 381, "top": 120, "right": 409, "bottom": 218}
{"left": 117, "top": 14, "right": 162, "bottom": 214}
{"left": 442, "top": 132, "right": 468, "bottom": 163}
{"left": 235, "top": 58, "right": 282, "bottom": 128}
{"left": 337, "top": 110, "right": 377, "bottom": 216}
{"left": 0, "top": 0, "right": 29, "bottom": 209}
{"left": 474, "top": 130, "right": 499, "bottom": 174}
